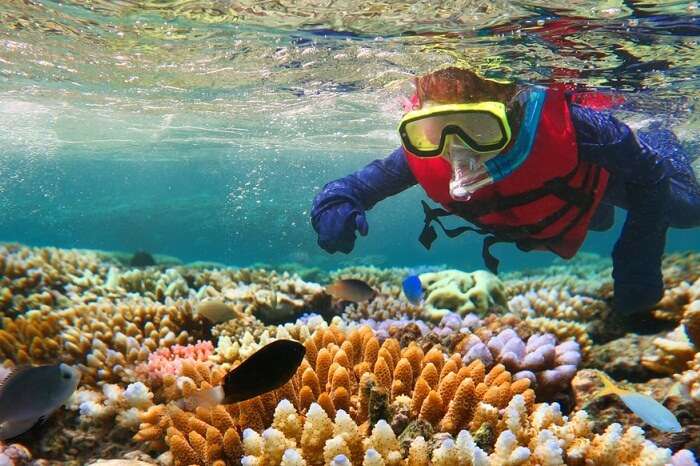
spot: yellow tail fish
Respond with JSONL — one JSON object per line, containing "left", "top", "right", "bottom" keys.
{"left": 596, "top": 371, "right": 681, "bottom": 433}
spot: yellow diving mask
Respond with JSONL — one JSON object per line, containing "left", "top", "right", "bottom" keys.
{"left": 398, "top": 101, "right": 512, "bottom": 157}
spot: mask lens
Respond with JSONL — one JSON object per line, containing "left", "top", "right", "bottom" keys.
{"left": 403, "top": 110, "right": 506, "bottom": 155}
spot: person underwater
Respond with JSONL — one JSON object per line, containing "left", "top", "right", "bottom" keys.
{"left": 311, "top": 67, "right": 700, "bottom": 319}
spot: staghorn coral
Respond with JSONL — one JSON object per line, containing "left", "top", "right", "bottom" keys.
{"left": 419, "top": 270, "right": 507, "bottom": 320}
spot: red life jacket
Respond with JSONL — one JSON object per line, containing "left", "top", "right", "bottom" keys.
{"left": 404, "top": 87, "right": 610, "bottom": 272}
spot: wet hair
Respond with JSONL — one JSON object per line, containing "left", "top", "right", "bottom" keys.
{"left": 415, "top": 67, "right": 524, "bottom": 140}
{"left": 415, "top": 67, "right": 517, "bottom": 105}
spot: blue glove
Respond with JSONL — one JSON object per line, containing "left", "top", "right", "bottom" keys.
{"left": 312, "top": 201, "right": 369, "bottom": 253}
{"left": 311, "top": 148, "right": 417, "bottom": 254}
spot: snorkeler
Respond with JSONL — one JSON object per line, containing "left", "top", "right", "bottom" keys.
{"left": 311, "top": 67, "right": 700, "bottom": 319}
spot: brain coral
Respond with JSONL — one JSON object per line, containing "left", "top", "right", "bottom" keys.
{"left": 419, "top": 270, "right": 507, "bottom": 320}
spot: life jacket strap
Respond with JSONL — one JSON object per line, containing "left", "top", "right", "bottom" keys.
{"left": 416, "top": 163, "right": 601, "bottom": 274}
{"left": 418, "top": 200, "right": 502, "bottom": 273}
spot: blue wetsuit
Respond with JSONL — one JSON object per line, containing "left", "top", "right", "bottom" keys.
{"left": 311, "top": 103, "right": 700, "bottom": 315}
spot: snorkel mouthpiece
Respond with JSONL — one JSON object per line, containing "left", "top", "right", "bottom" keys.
{"left": 448, "top": 146, "right": 493, "bottom": 201}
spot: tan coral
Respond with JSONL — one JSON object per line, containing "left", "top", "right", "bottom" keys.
{"left": 0, "top": 299, "right": 199, "bottom": 384}
{"left": 643, "top": 289, "right": 700, "bottom": 375}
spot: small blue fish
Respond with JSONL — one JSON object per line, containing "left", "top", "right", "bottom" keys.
{"left": 595, "top": 371, "right": 682, "bottom": 433}
{"left": 402, "top": 274, "right": 423, "bottom": 305}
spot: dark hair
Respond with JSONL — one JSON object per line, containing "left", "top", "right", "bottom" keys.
{"left": 415, "top": 67, "right": 517, "bottom": 105}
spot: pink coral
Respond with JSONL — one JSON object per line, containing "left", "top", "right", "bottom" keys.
{"left": 135, "top": 341, "right": 214, "bottom": 388}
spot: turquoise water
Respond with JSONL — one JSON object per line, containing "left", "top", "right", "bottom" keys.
{"left": 0, "top": 1, "right": 699, "bottom": 270}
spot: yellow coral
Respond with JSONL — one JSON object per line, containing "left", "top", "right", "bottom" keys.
{"left": 419, "top": 269, "right": 507, "bottom": 319}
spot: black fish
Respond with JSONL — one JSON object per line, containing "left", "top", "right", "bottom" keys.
{"left": 222, "top": 339, "right": 305, "bottom": 404}
{"left": 129, "top": 250, "right": 156, "bottom": 267}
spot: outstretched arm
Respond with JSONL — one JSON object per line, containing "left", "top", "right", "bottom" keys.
{"left": 571, "top": 104, "right": 675, "bottom": 314}
{"left": 311, "top": 147, "right": 417, "bottom": 253}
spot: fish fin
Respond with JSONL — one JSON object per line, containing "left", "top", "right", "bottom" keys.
{"left": 3, "top": 416, "right": 46, "bottom": 442}
{"left": 0, "top": 366, "right": 31, "bottom": 393}
{"left": 595, "top": 371, "right": 621, "bottom": 398}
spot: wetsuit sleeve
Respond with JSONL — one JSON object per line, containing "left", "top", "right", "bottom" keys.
{"left": 312, "top": 147, "right": 417, "bottom": 212}
{"left": 311, "top": 147, "right": 417, "bottom": 254}
{"left": 571, "top": 104, "right": 671, "bottom": 314}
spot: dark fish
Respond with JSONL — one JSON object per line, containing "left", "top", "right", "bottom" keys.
{"left": 326, "top": 278, "right": 376, "bottom": 303}
{"left": 222, "top": 339, "right": 305, "bottom": 404}
{"left": 129, "top": 250, "right": 156, "bottom": 267}
{"left": 0, "top": 364, "right": 81, "bottom": 440}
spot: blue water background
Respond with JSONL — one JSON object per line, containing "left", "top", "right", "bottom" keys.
{"left": 1, "top": 141, "right": 698, "bottom": 272}
{"left": 0, "top": 4, "right": 698, "bottom": 272}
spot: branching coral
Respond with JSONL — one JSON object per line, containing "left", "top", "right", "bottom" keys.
{"left": 501, "top": 252, "right": 613, "bottom": 299}
{"left": 238, "top": 395, "right": 695, "bottom": 466}
{"left": 0, "top": 300, "right": 200, "bottom": 384}
{"left": 343, "top": 296, "right": 423, "bottom": 323}
{"left": 419, "top": 270, "right": 507, "bottom": 320}
{"left": 69, "top": 381, "right": 155, "bottom": 430}
{"left": 508, "top": 288, "right": 610, "bottom": 324}
{"left": 0, "top": 243, "right": 113, "bottom": 315}
{"left": 134, "top": 341, "right": 215, "bottom": 392}
{"left": 643, "top": 279, "right": 700, "bottom": 375}
{"left": 135, "top": 324, "right": 540, "bottom": 464}
{"left": 676, "top": 352, "right": 700, "bottom": 404}
{"left": 2, "top": 245, "right": 698, "bottom": 465}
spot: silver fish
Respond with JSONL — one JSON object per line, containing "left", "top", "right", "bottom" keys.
{"left": 0, "top": 363, "right": 81, "bottom": 440}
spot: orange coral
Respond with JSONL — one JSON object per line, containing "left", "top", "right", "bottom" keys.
{"left": 135, "top": 325, "right": 537, "bottom": 465}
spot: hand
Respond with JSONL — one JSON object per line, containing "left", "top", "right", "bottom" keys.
{"left": 613, "top": 280, "right": 663, "bottom": 316}
{"left": 312, "top": 201, "right": 368, "bottom": 254}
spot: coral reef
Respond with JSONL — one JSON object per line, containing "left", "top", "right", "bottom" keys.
{"left": 677, "top": 352, "right": 700, "bottom": 405}
{"left": 0, "top": 300, "right": 199, "bottom": 384}
{"left": 238, "top": 395, "right": 695, "bottom": 466}
{"left": 418, "top": 270, "right": 507, "bottom": 320}
{"left": 643, "top": 278, "right": 700, "bottom": 376}
{"left": 501, "top": 252, "right": 613, "bottom": 298}
{"left": 1, "top": 244, "right": 698, "bottom": 464}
